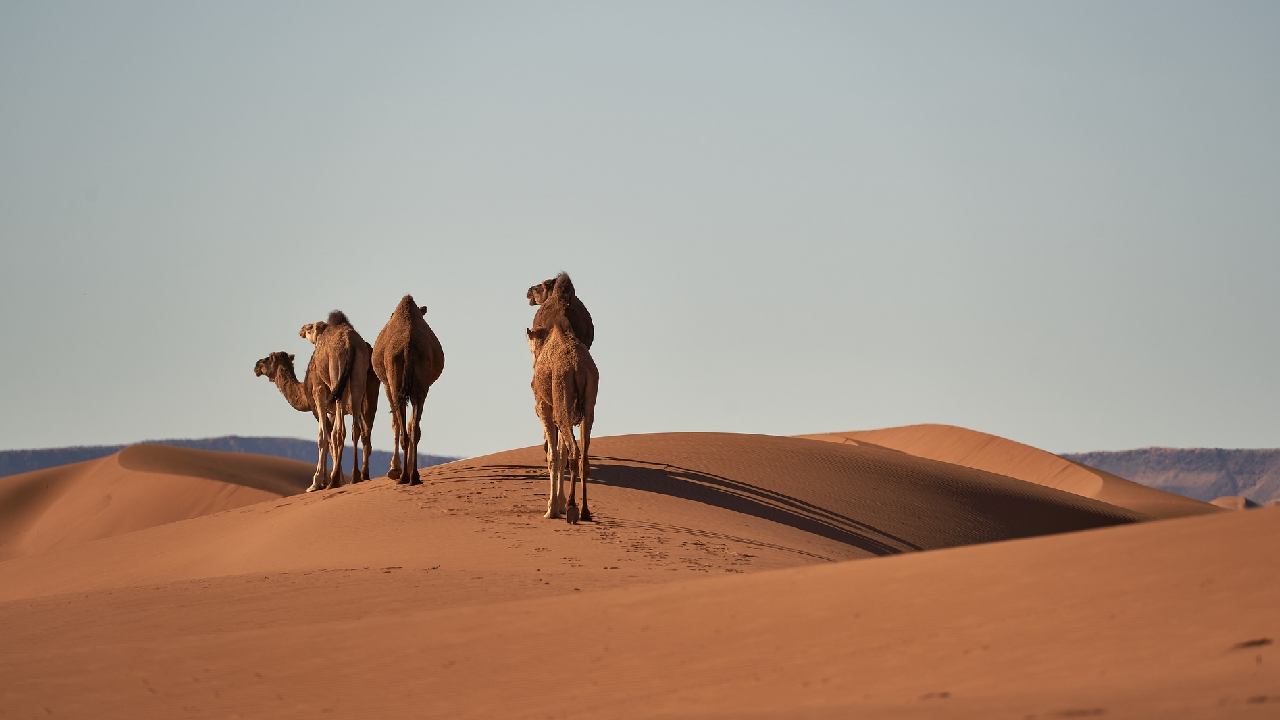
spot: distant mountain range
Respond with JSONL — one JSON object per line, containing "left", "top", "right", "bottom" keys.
{"left": 0, "top": 436, "right": 458, "bottom": 479}
{"left": 1063, "top": 448, "right": 1280, "bottom": 506}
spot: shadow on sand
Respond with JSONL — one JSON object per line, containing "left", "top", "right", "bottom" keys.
{"left": 470, "top": 457, "right": 919, "bottom": 556}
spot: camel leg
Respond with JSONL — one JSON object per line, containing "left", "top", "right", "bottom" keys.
{"left": 405, "top": 394, "right": 424, "bottom": 486}
{"left": 308, "top": 412, "right": 329, "bottom": 493}
{"left": 391, "top": 397, "right": 407, "bottom": 481}
{"left": 563, "top": 427, "right": 580, "bottom": 524}
{"left": 348, "top": 399, "right": 363, "bottom": 479}
{"left": 543, "top": 422, "right": 561, "bottom": 518}
{"left": 412, "top": 394, "right": 426, "bottom": 485}
{"left": 385, "top": 379, "right": 405, "bottom": 481}
{"left": 350, "top": 416, "right": 363, "bottom": 484}
{"left": 328, "top": 406, "right": 347, "bottom": 489}
{"left": 350, "top": 404, "right": 369, "bottom": 484}
{"left": 348, "top": 372, "right": 367, "bottom": 483}
{"left": 402, "top": 399, "right": 415, "bottom": 486}
{"left": 360, "top": 411, "right": 373, "bottom": 483}
{"left": 578, "top": 415, "right": 593, "bottom": 522}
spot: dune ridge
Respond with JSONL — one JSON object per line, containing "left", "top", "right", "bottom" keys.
{"left": 0, "top": 444, "right": 312, "bottom": 560}
{"left": 801, "top": 424, "right": 1216, "bottom": 519}
{"left": 0, "top": 432, "right": 1140, "bottom": 602}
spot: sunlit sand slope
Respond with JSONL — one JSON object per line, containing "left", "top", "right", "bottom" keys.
{"left": 803, "top": 424, "right": 1215, "bottom": 519}
{"left": 0, "top": 470, "right": 1271, "bottom": 718}
{"left": 0, "top": 444, "right": 311, "bottom": 559}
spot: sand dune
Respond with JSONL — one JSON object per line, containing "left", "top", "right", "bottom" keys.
{"left": 1211, "top": 495, "right": 1260, "bottom": 510}
{"left": 0, "top": 431, "right": 1273, "bottom": 718}
{"left": 0, "top": 432, "right": 1137, "bottom": 602}
{"left": 802, "top": 424, "right": 1216, "bottom": 519}
{"left": 0, "top": 444, "right": 311, "bottom": 560}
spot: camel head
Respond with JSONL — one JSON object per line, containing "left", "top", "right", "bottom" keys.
{"left": 299, "top": 321, "right": 327, "bottom": 345}
{"left": 527, "top": 278, "right": 555, "bottom": 306}
{"left": 528, "top": 271, "right": 576, "bottom": 306}
{"left": 254, "top": 351, "right": 295, "bottom": 380}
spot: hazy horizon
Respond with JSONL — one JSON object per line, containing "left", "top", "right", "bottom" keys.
{"left": 3, "top": 1, "right": 1279, "bottom": 458}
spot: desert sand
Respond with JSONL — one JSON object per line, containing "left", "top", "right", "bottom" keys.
{"left": 0, "top": 428, "right": 1275, "bottom": 718}
{"left": 1211, "top": 495, "right": 1261, "bottom": 511}
{"left": 0, "top": 444, "right": 311, "bottom": 560}
{"left": 802, "top": 424, "right": 1216, "bottom": 519}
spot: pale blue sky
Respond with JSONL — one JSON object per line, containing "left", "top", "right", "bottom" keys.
{"left": 2, "top": 1, "right": 1278, "bottom": 457}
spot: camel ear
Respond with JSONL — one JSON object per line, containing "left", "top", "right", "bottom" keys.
{"left": 289, "top": 354, "right": 295, "bottom": 362}
{"left": 419, "top": 306, "right": 428, "bottom": 316}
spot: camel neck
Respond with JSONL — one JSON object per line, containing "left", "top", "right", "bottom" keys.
{"left": 274, "top": 370, "right": 312, "bottom": 412}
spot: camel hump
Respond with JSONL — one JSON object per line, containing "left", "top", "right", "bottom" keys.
{"left": 552, "top": 272, "right": 576, "bottom": 298}
{"left": 535, "top": 295, "right": 576, "bottom": 338}
{"left": 570, "top": 296, "right": 594, "bottom": 348}
{"left": 327, "top": 310, "right": 351, "bottom": 326}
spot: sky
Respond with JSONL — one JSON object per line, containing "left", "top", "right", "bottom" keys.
{"left": 2, "top": 1, "right": 1278, "bottom": 457}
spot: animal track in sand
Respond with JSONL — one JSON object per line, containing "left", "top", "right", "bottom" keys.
{"left": 1231, "top": 637, "right": 1272, "bottom": 650}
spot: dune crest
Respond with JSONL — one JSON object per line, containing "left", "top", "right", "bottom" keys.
{"left": 0, "top": 432, "right": 1139, "bottom": 605}
{"left": 1210, "top": 495, "right": 1260, "bottom": 510}
{"left": 801, "top": 424, "right": 1215, "bottom": 519}
{"left": 0, "top": 444, "right": 311, "bottom": 560}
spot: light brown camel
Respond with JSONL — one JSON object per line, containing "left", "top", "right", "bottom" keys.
{"left": 300, "top": 317, "right": 379, "bottom": 483}
{"left": 297, "top": 311, "right": 370, "bottom": 491}
{"left": 526, "top": 295, "right": 599, "bottom": 523}
{"left": 527, "top": 272, "right": 594, "bottom": 348}
{"left": 372, "top": 296, "right": 444, "bottom": 484}
{"left": 253, "top": 350, "right": 342, "bottom": 489}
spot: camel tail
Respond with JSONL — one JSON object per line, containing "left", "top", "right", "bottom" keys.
{"left": 331, "top": 345, "right": 355, "bottom": 403}
{"left": 399, "top": 343, "right": 414, "bottom": 405}
{"left": 552, "top": 372, "right": 576, "bottom": 439}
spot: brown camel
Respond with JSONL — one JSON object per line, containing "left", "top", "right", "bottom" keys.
{"left": 297, "top": 311, "right": 370, "bottom": 491}
{"left": 526, "top": 295, "right": 599, "bottom": 523}
{"left": 527, "top": 272, "right": 594, "bottom": 347}
{"left": 253, "top": 351, "right": 342, "bottom": 489}
{"left": 300, "top": 317, "right": 379, "bottom": 483}
{"left": 254, "top": 351, "right": 312, "bottom": 415}
{"left": 372, "top": 296, "right": 444, "bottom": 484}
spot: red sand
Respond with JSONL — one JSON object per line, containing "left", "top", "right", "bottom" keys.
{"left": 1, "top": 429, "right": 1272, "bottom": 718}
{"left": 0, "top": 444, "right": 310, "bottom": 560}
{"left": 802, "top": 424, "right": 1216, "bottom": 519}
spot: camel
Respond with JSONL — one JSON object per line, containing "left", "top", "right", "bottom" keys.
{"left": 528, "top": 272, "right": 595, "bottom": 464}
{"left": 526, "top": 295, "right": 599, "bottom": 523}
{"left": 293, "top": 311, "right": 371, "bottom": 491}
{"left": 372, "top": 296, "right": 444, "bottom": 484}
{"left": 300, "top": 316, "right": 379, "bottom": 483}
{"left": 527, "top": 272, "right": 594, "bottom": 347}
{"left": 253, "top": 350, "right": 343, "bottom": 488}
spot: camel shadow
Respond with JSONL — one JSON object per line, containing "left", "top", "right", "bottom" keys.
{"left": 480, "top": 458, "right": 919, "bottom": 556}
